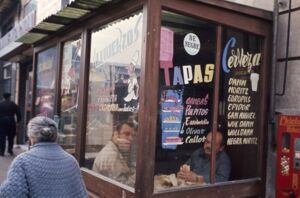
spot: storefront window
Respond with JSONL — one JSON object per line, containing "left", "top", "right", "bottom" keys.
{"left": 84, "top": 12, "right": 143, "bottom": 188}
{"left": 58, "top": 38, "right": 81, "bottom": 153}
{"left": 35, "top": 47, "right": 57, "bottom": 118}
{"left": 154, "top": 11, "right": 218, "bottom": 190}
{"left": 218, "top": 28, "right": 263, "bottom": 180}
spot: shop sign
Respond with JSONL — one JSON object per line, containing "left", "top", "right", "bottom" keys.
{"left": 279, "top": 116, "right": 300, "bottom": 132}
{"left": 0, "top": 11, "right": 36, "bottom": 50}
{"left": 280, "top": 116, "right": 300, "bottom": 127}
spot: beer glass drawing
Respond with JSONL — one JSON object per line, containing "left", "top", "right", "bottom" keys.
{"left": 250, "top": 73, "right": 259, "bottom": 92}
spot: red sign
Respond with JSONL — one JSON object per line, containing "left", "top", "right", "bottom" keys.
{"left": 276, "top": 115, "right": 300, "bottom": 198}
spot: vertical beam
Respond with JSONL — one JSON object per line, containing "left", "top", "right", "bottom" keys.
{"left": 258, "top": 26, "right": 273, "bottom": 198}
{"left": 31, "top": 50, "right": 37, "bottom": 118}
{"left": 210, "top": 25, "right": 222, "bottom": 184}
{"left": 135, "top": 0, "right": 161, "bottom": 197}
{"left": 75, "top": 28, "right": 90, "bottom": 165}
{"left": 54, "top": 42, "right": 63, "bottom": 116}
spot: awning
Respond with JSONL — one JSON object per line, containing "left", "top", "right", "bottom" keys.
{"left": 17, "top": 0, "right": 118, "bottom": 44}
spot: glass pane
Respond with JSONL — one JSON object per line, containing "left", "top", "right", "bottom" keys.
{"left": 218, "top": 28, "right": 263, "bottom": 180}
{"left": 35, "top": 47, "right": 57, "bottom": 118}
{"left": 282, "top": 132, "right": 290, "bottom": 153}
{"left": 84, "top": 12, "right": 143, "bottom": 188}
{"left": 154, "top": 11, "right": 220, "bottom": 191}
{"left": 59, "top": 38, "right": 81, "bottom": 154}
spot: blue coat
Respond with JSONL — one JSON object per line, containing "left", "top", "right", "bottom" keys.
{"left": 0, "top": 143, "right": 88, "bottom": 198}
{"left": 186, "top": 148, "right": 231, "bottom": 183}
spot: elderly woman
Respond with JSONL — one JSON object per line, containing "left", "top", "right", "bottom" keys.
{"left": 0, "top": 116, "right": 88, "bottom": 198}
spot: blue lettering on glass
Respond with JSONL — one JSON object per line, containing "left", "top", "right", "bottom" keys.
{"left": 222, "top": 37, "right": 236, "bottom": 73}
{"left": 173, "top": 66, "right": 184, "bottom": 85}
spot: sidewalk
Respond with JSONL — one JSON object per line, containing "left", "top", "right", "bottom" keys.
{"left": 0, "top": 145, "right": 28, "bottom": 183}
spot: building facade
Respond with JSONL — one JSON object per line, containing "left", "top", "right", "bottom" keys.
{"left": 3, "top": 0, "right": 299, "bottom": 197}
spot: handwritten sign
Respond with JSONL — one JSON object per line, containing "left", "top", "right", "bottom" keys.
{"left": 183, "top": 93, "right": 209, "bottom": 144}
{"left": 222, "top": 36, "right": 262, "bottom": 146}
{"left": 160, "top": 64, "right": 215, "bottom": 86}
{"left": 158, "top": 25, "right": 216, "bottom": 150}
{"left": 222, "top": 37, "right": 261, "bottom": 74}
{"left": 226, "top": 77, "right": 258, "bottom": 145}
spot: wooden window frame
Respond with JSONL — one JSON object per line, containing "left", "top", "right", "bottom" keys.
{"left": 137, "top": 1, "right": 271, "bottom": 198}
{"left": 30, "top": 0, "right": 272, "bottom": 197}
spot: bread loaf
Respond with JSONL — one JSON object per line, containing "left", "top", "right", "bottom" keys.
{"left": 180, "top": 164, "right": 190, "bottom": 172}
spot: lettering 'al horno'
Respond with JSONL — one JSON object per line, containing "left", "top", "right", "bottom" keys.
{"left": 226, "top": 77, "right": 258, "bottom": 145}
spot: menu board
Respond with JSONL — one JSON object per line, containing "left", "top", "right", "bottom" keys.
{"left": 226, "top": 77, "right": 258, "bottom": 145}
{"left": 182, "top": 90, "right": 211, "bottom": 145}
{"left": 221, "top": 36, "right": 262, "bottom": 146}
{"left": 159, "top": 26, "right": 216, "bottom": 150}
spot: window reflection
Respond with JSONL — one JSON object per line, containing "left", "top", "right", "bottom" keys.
{"left": 92, "top": 120, "right": 137, "bottom": 186}
{"left": 84, "top": 12, "right": 143, "bottom": 188}
{"left": 59, "top": 38, "right": 81, "bottom": 153}
{"left": 35, "top": 47, "right": 57, "bottom": 118}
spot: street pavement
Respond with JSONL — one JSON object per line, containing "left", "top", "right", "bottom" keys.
{"left": 0, "top": 145, "right": 27, "bottom": 183}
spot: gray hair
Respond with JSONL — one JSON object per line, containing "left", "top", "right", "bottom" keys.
{"left": 27, "top": 116, "right": 58, "bottom": 143}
